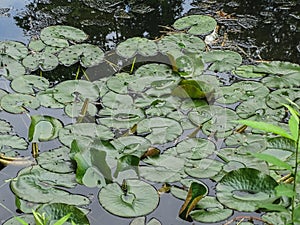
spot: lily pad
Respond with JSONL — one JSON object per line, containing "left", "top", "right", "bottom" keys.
{"left": 3, "top": 215, "right": 35, "bottom": 225}
{"left": 137, "top": 117, "right": 183, "bottom": 144}
{"left": 130, "top": 217, "right": 162, "bottom": 225}
{"left": 0, "top": 134, "right": 28, "bottom": 152}
{"left": 64, "top": 101, "right": 97, "bottom": 118}
{"left": 0, "top": 41, "right": 28, "bottom": 60}
{"left": 11, "top": 75, "right": 49, "bottom": 94}
{"left": 10, "top": 165, "right": 90, "bottom": 205}
{"left": 216, "top": 168, "right": 278, "bottom": 211}
{"left": 37, "top": 203, "right": 89, "bottom": 225}
{"left": 254, "top": 61, "right": 300, "bottom": 75}
{"left": 22, "top": 52, "right": 59, "bottom": 71}
{"left": 0, "top": 119, "right": 12, "bottom": 133}
{"left": 58, "top": 43, "right": 104, "bottom": 67}
{"left": 173, "top": 15, "right": 217, "bottom": 35}
{"left": 233, "top": 65, "right": 266, "bottom": 78}
{"left": 116, "top": 37, "right": 158, "bottom": 58}
{"left": 106, "top": 72, "right": 135, "bottom": 94}
{"left": 40, "top": 25, "right": 88, "bottom": 48}
{"left": 0, "top": 55, "right": 26, "bottom": 80}
{"left": 185, "top": 158, "right": 224, "bottom": 179}
{"left": 203, "top": 50, "right": 242, "bottom": 72}
{"left": 158, "top": 33, "right": 205, "bottom": 55}
{"left": 28, "top": 39, "right": 46, "bottom": 52}
{"left": 98, "top": 179, "right": 159, "bottom": 217}
{"left": 262, "top": 72, "right": 300, "bottom": 89}
{"left": 0, "top": 93, "right": 40, "bottom": 113}
{"left": 101, "top": 91, "right": 133, "bottom": 109}
{"left": 266, "top": 88, "right": 300, "bottom": 109}
{"left": 36, "top": 89, "right": 65, "bottom": 109}
{"left": 28, "top": 115, "right": 63, "bottom": 142}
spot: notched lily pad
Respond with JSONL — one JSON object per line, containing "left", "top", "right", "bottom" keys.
{"left": 98, "top": 179, "right": 159, "bottom": 217}
{"left": 0, "top": 55, "right": 26, "bottom": 80}
{"left": 0, "top": 41, "right": 28, "bottom": 60}
{"left": 173, "top": 15, "right": 217, "bottom": 35}
{"left": 22, "top": 52, "right": 59, "bottom": 71}
{"left": 0, "top": 93, "right": 40, "bottom": 113}
{"left": 11, "top": 75, "right": 49, "bottom": 94}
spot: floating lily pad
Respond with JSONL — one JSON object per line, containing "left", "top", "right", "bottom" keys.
{"left": 3, "top": 214, "right": 35, "bottom": 225}
{"left": 37, "top": 203, "right": 89, "bottom": 224}
{"left": 0, "top": 119, "right": 12, "bottom": 133}
{"left": 216, "top": 168, "right": 278, "bottom": 211}
{"left": 0, "top": 55, "right": 25, "bottom": 80}
{"left": 0, "top": 134, "right": 28, "bottom": 153}
{"left": 262, "top": 72, "right": 300, "bottom": 89}
{"left": 40, "top": 25, "right": 88, "bottom": 48}
{"left": 65, "top": 101, "right": 98, "bottom": 118}
{"left": 0, "top": 93, "right": 40, "bottom": 113}
{"left": 254, "top": 61, "right": 300, "bottom": 75}
{"left": 116, "top": 37, "right": 158, "bottom": 58}
{"left": 266, "top": 88, "right": 300, "bottom": 109}
{"left": 106, "top": 72, "right": 135, "bottom": 94}
{"left": 28, "top": 115, "right": 63, "bottom": 142}
{"left": 11, "top": 75, "right": 49, "bottom": 94}
{"left": 101, "top": 91, "right": 133, "bottom": 109}
{"left": 203, "top": 50, "right": 242, "bottom": 72}
{"left": 59, "top": 123, "right": 114, "bottom": 147}
{"left": 130, "top": 217, "right": 162, "bottom": 225}
{"left": 98, "top": 179, "right": 159, "bottom": 217}
{"left": 37, "top": 89, "right": 65, "bottom": 109}
{"left": 233, "top": 65, "right": 266, "bottom": 78}
{"left": 28, "top": 39, "right": 46, "bottom": 52}
{"left": 173, "top": 15, "right": 217, "bottom": 35}
{"left": 58, "top": 43, "right": 104, "bottom": 67}
{"left": 137, "top": 117, "right": 183, "bottom": 144}
{"left": 22, "top": 52, "right": 59, "bottom": 71}
{"left": 165, "top": 138, "right": 215, "bottom": 160}
{"left": 37, "top": 146, "right": 74, "bottom": 173}
{"left": 185, "top": 158, "right": 224, "bottom": 179}
{"left": 53, "top": 80, "right": 100, "bottom": 104}
{"left": 10, "top": 165, "right": 90, "bottom": 205}
{"left": 97, "top": 107, "right": 145, "bottom": 129}
{"left": 158, "top": 33, "right": 205, "bottom": 55}
{"left": 0, "top": 41, "right": 28, "bottom": 60}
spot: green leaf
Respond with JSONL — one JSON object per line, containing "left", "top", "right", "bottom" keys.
{"left": 29, "top": 115, "right": 63, "bottom": 142}
{"left": 179, "top": 182, "right": 208, "bottom": 220}
{"left": 173, "top": 15, "right": 217, "bottom": 35}
{"left": 11, "top": 75, "right": 49, "bottom": 94}
{"left": 235, "top": 120, "right": 293, "bottom": 140}
{"left": 275, "top": 183, "right": 295, "bottom": 198}
{"left": 171, "top": 79, "right": 208, "bottom": 99}
{"left": 0, "top": 55, "right": 25, "bottom": 80}
{"left": 114, "top": 155, "right": 140, "bottom": 178}
{"left": 251, "top": 153, "right": 292, "bottom": 171}
{"left": 4, "top": 215, "right": 35, "bottom": 225}
{"left": 283, "top": 104, "right": 299, "bottom": 141}
{"left": 22, "top": 52, "right": 59, "bottom": 71}
{"left": 0, "top": 41, "right": 28, "bottom": 60}
{"left": 90, "top": 148, "right": 113, "bottom": 182}
{"left": 98, "top": 179, "right": 159, "bottom": 217}
{"left": 53, "top": 213, "right": 71, "bottom": 225}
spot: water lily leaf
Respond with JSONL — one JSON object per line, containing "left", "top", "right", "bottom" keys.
{"left": 216, "top": 81, "right": 269, "bottom": 104}
{"left": 0, "top": 55, "right": 26, "bottom": 80}
{"left": 114, "top": 155, "right": 140, "bottom": 178}
{"left": 0, "top": 93, "right": 40, "bottom": 113}
{"left": 158, "top": 33, "right": 205, "bottom": 55}
{"left": 3, "top": 215, "right": 35, "bottom": 225}
{"left": 22, "top": 52, "right": 59, "bottom": 71}
{"left": 98, "top": 179, "right": 159, "bottom": 217}
{"left": 28, "top": 39, "right": 46, "bottom": 52}
{"left": 0, "top": 134, "right": 28, "bottom": 153}
{"left": 262, "top": 211, "right": 291, "bottom": 225}
{"left": 82, "top": 166, "right": 106, "bottom": 188}
{"left": 0, "top": 41, "right": 28, "bottom": 60}
{"left": 203, "top": 50, "right": 242, "bottom": 72}
{"left": 40, "top": 25, "right": 88, "bottom": 48}
{"left": 171, "top": 79, "right": 211, "bottom": 99}
{"left": 111, "top": 136, "right": 151, "bottom": 158}
{"left": 11, "top": 75, "right": 49, "bottom": 94}
{"left": 233, "top": 65, "right": 266, "bottom": 78}
{"left": 28, "top": 115, "right": 63, "bottom": 142}
{"left": 140, "top": 155, "right": 186, "bottom": 182}
{"left": 101, "top": 91, "right": 133, "bottom": 109}
{"left": 254, "top": 61, "right": 300, "bottom": 75}
{"left": 137, "top": 117, "right": 183, "bottom": 144}
{"left": 37, "top": 146, "right": 74, "bottom": 173}
{"left": 185, "top": 158, "right": 224, "bottom": 179}
{"left": 64, "top": 101, "right": 97, "bottom": 118}
{"left": 10, "top": 165, "right": 90, "bottom": 204}
{"left": 97, "top": 107, "right": 145, "bottom": 129}
{"left": 188, "top": 105, "right": 215, "bottom": 126}
{"left": 216, "top": 168, "right": 278, "bottom": 211}
{"left": 37, "top": 89, "right": 65, "bottom": 109}
{"left": 116, "top": 37, "right": 158, "bottom": 58}
{"left": 173, "top": 15, "right": 217, "bottom": 35}
{"left": 53, "top": 80, "right": 99, "bottom": 104}
{"left": 59, "top": 123, "right": 114, "bottom": 147}
{"left": 266, "top": 88, "right": 300, "bottom": 109}
{"left": 0, "top": 119, "right": 12, "bottom": 133}
{"left": 106, "top": 72, "right": 135, "bottom": 94}
{"left": 262, "top": 72, "right": 300, "bottom": 89}
{"left": 179, "top": 182, "right": 208, "bottom": 220}
{"left": 58, "top": 43, "right": 104, "bottom": 67}
{"left": 37, "top": 203, "right": 89, "bottom": 225}
{"left": 165, "top": 138, "right": 215, "bottom": 160}
{"left": 130, "top": 217, "right": 162, "bottom": 225}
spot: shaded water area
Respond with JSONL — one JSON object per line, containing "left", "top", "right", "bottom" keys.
{"left": 0, "top": 1, "right": 299, "bottom": 225}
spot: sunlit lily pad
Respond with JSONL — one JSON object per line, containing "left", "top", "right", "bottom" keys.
{"left": 0, "top": 55, "right": 26, "bottom": 80}
{"left": 203, "top": 50, "right": 242, "bottom": 72}
{"left": 137, "top": 117, "right": 183, "bottom": 144}
{"left": 28, "top": 39, "right": 46, "bottom": 52}
{"left": 98, "top": 179, "right": 159, "bottom": 217}
{"left": 37, "top": 146, "right": 74, "bottom": 173}
{"left": 140, "top": 155, "right": 186, "bottom": 182}
{"left": 40, "top": 25, "right": 88, "bottom": 47}
{"left": 185, "top": 158, "right": 224, "bottom": 178}
{"left": 53, "top": 80, "right": 100, "bottom": 104}
{"left": 37, "top": 203, "right": 89, "bottom": 224}
{"left": 11, "top": 75, "right": 49, "bottom": 94}
{"left": 216, "top": 168, "right": 278, "bottom": 211}
{"left": 0, "top": 93, "right": 40, "bottom": 113}
{"left": 58, "top": 43, "right": 104, "bottom": 67}
{"left": 0, "top": 41, "right": 28, "bottom": 60}
{"left": 116, "top": 37, "right": 158, "bottom": 58}
{"left": 10, "top": 165, "right": 90, "bottom": 205}
{"left": 165, "top": 138, "right": 215, "bottom": 160}
{"left": 22, "top": 52, "right": 59, "bottom": 71}
{"left": 173, "top": 15, "right": 217, "bottom": 35}
{"left": 158, "top": 33, "right": 205, "bottom": 55}
{"left": 59, "top": 123, "right": 114, "bottom": 147}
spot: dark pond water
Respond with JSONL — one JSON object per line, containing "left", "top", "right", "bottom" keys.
{"left": 0, "top": 0, "right": 299, "bottom": 225}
